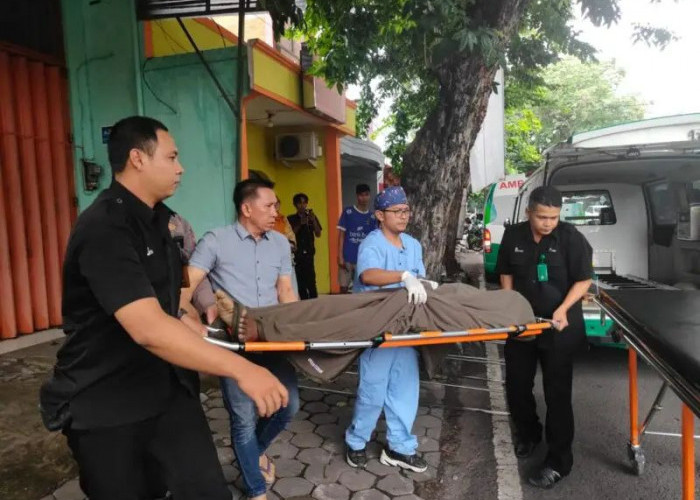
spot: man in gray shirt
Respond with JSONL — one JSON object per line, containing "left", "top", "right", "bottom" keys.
{"left": 182, "top": 179, "right": 298, "bottom": 500}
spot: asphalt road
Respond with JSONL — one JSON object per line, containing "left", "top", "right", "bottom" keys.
{"left": 441, "top": 250, "right": 700, "bottom": 500}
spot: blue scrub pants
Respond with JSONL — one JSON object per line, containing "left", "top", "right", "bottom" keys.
{"left": 345, "top": 346, "right": 420, "bottom": 455}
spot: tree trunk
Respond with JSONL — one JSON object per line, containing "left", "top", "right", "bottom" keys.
{"left": 401, "top": 0, "right": 530, "bottom": 279}
{"left": 443, "top": 183, "right": 470, "bottom": 279}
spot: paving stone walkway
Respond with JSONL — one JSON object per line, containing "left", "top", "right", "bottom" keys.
{"left": 46, "top": 369, "right": 448, "bottom": 500}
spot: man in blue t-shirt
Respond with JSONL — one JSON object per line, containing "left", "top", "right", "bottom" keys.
{"left": 344, "top": 186, "right": 435, "bottom": 473}
{"left": 337, "top": 183, "right": 377, "bottom": 293}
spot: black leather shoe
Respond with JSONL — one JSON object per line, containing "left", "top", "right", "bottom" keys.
{"left": 514, "top": 440, "right": 539, "bottom": 458}
{"left": 528, "top": 466, "right": 564, "bottom": 489}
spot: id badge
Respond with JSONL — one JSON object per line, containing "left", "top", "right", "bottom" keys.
{"left": 537, "top": 262, "right": 549, "bottom": 282}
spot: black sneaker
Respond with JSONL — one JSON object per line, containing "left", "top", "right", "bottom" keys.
{"left": 379, "top": 448, "right": 428, "bottom": 473}
{"left": 346, "top": 446, "right": 368, "bottom": 468}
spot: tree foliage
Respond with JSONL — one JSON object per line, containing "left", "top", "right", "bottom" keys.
{"left": 266, "top": 0, "right": 672, "bottom": 169}
{"left": 505, "top": 107, "right": 543, "bottom": 174}
{"left": 264, "top": 0, "right": 675, "bottom": 277}
{"left": 505, "top": 57, "right": 646, "bottom": 173}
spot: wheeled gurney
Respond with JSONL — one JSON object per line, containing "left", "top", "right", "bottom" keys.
{"left": 596, "top": 289, "right": 699, "bottom": 500}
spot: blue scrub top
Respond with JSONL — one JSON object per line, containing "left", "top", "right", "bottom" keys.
{"left": 353, "top": 229, "right": 425, "bottom": 293}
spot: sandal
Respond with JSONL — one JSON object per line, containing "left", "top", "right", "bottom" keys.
{"left": 213, "top": 290, "right": 260, "bottom": 342}
{"left": 214, "top": 289, "right": 244, "bottom": 332}
{"left": 205, "top": 316, "right": 233, "bottom": 342}
{"left": 259, "top": 454, "right": 275, "bottom": 486}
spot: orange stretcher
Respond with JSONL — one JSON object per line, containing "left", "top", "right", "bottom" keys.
{"left": 597, "top": 289, "right": 699, "bottom": 500}
{"left": 204, "top": 321, "right": 552, "bottom": 352}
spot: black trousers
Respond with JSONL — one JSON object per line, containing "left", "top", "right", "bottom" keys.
{"left": 504, "top": 338, "right": 575, "bottom": 474}
{"left": 63, "top": 388, "right": 229, "bottom": 500}
{"left": 295, "top": 255, "right": 318, "bottom": 300}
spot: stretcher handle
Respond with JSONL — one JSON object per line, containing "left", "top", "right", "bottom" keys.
{"left": 378, "top": 329, "right": 543, "bottom": 348}
{"left": 383, "top": 321, "right": 552, "bottom": 341}
{"left": 204, "top": 321, "right": 551, "bottom": 352}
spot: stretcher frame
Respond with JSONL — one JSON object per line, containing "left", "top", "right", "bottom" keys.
{"left": 203, "top": 321, "right": 552, "bottom": 352}
{"left": 596, "top": 294, "right": 698, "bottom": 500}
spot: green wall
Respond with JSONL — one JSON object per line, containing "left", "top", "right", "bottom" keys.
{"left": 61, "top": 0, "right": 142, "bottom": 209}
{"left": 142, "top": 49, "right": 238, "bottom": 235}
{"left": 61, "top": 0, "right": 240, "bottom": 235}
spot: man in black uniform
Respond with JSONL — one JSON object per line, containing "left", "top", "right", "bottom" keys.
{"left": 496, "top": 186, "right": 592, "bottom": 489}
{"left": 40, "top": 116, "right": 288, "bottom": 500}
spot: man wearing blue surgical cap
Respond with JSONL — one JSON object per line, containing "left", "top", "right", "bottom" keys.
{"left": 344, "top": 186, "right": 434, "bottom": 473}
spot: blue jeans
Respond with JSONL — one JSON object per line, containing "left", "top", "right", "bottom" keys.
{"left": 345, "top": 347, "right": 420, "bottom": 456}
{"left": 220, "top": 355, "right": 299, "bottom": 497}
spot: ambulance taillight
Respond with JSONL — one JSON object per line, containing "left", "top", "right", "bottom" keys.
{"left": 483, "top": 229, "right": 492, "bottom": 253}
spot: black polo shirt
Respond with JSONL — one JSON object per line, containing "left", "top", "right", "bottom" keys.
{"left": 40, "top": 181, "right": 198, "bottom": 431}
{"left": 495, "top": 221, "right": 593, "bottom": 350}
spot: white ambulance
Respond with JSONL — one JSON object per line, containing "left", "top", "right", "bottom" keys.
{"left": 482, "top": 174, "right": 527, "bottom": 281}
{"left": 510, "top": 114, "right": 700, "bottom": 344}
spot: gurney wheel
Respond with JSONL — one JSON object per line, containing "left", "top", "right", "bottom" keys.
{"left": 627, "top": 443, "right": 645, "bottom": 476}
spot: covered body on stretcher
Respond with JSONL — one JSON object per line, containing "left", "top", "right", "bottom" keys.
{"left": 211, "top": 283, "right": 550, "bottom": 383}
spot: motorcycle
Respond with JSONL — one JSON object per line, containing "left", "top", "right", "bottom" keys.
{"left": 465, "top": 215, "right": 484, "bottom": 251}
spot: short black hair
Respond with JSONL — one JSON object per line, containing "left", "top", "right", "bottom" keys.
{"left": 356, "top": 183, "right": 371, "bottom": 195}
{"left": 293, "top": 193, "right": 309, "bottom": 206}
{"left": 528, "top": 186, "right": 562, "bottom": 210}
{"left": 233, "top": 178, "right": 275, "bottom": 213}
{"left": 107, "top": 116, "right": 168, "bottom": 174}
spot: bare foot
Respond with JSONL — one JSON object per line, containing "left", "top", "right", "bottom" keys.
{"left": 214, "top": 290, "right": 260, "bottom": 342}
{"left": 214, "top": 290, "right": 237, "bottom": 327}
{"left": 238, "top": 308, "right": 260, "bottom": 342}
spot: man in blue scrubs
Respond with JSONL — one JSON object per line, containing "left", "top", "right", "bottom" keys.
{"left": 344, "top": 186, "right": 433, "bottom": 472}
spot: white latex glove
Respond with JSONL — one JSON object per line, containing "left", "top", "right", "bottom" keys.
{"left": 401, "top": 271, "right": 428, "bottom": 305}
{"left": 419, "top": 278, "right": 439, "bottom": 290}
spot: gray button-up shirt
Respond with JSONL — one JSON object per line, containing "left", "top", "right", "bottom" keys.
{"left": 189, "top": 222, "right": 293, "bottom": 307}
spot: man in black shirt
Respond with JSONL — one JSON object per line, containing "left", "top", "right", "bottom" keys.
{"left": 288, "top": 192, "right": 322, "bottom": 299}
{"left": 496, "top": 186, "right": 592, "bottom": 489}
{"left": 40, "top": 116, "right": 288, "bottom": 500}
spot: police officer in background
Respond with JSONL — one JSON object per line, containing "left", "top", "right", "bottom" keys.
{"left": 496, "top": 186, "right": 592, "bottom": 489}
{"left": 40, "top": 116, "right": 288, "bottom": 500}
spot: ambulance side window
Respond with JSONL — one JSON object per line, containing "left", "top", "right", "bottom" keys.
{"left": 648, "top": 182, "right": 676, "bottom": 225}
{"left": 647, "top": 181, "right": 677, "bottom": 247}
{"left": 686, "top": 180, "right": 700, "bottom": 204}
{"left": 561, "top": 190, "right": 616, "bottom": 225}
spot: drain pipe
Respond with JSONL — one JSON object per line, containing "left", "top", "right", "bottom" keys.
{"left": 235, "top": 0, "right": 246, "bottom": 181}
{"left": 176, "top": 17, "right": 239, "bottom": 119}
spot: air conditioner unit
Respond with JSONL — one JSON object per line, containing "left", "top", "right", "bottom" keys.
{"left": 275, "top": 132, "right": 320, "bottom": 162}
